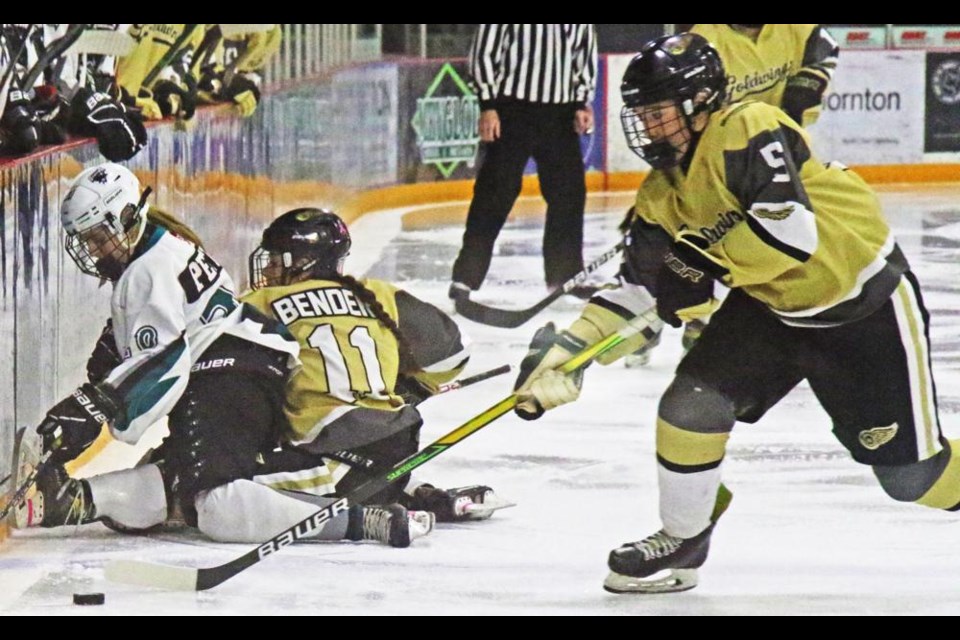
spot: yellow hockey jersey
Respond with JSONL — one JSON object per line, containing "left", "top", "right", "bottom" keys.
{"left": 691, "top": 24, "right": 838, "bottom": 127}
{"left": 632, "top": 101, "right": 907, "bottom": 327}
{"left": 116, "top": 24, "right": 205, "bottom": 95}
{"left": 242, "top": 277, "right": 470, "bottom": 444}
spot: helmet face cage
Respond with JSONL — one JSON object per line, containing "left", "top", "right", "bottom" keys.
{"left": 620, "top": 33, "right": 726, "bottom": 169}
{"left": 620, "top": 104, "right": 694, "bottom": 170}
{"left": 60, "top": 163, "right": 149, "bottom": 281}
{"left": 248, "top": 246, "right": 320, "bottom": 290}
{"left": 65, "top": 219, "right": 131, "bottom": 281}
{"left": 249, "top": 208, "right": 351, "bottom": 290}
{"left": 248, "top": 246, "right": 274, "bottom": 290}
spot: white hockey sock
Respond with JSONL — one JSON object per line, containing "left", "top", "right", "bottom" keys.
{"left": 658, "top": 462, "right": 723, "bottom": 538}
{"left": 85, "top": 463, "right": 168, "bottom": 530}
{"left": 195, "top": 479, "right": 349, "bottom": 543}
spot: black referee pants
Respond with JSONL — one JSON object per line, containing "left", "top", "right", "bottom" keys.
{"left": 452, "top": 101, "right": 586, "bottom": 290}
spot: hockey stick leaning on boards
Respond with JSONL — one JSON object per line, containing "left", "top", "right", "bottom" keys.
{"left": 0, "top": 24, "right": 38, "bottom": 121}
{"left": 454, "top": 240, "right": 624, "bottom": 329}
{"left": 0, "top": 448, "right": 51, "bottom": 522}
{"left": 104, "top": 307, "right": 661, "bottom": 591}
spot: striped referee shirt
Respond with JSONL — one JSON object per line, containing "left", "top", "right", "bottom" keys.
{"left": 469, "top": 24, "right": 597, "bottom": 109}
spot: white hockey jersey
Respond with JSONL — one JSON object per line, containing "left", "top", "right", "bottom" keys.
{"left": 103, "top": 225, "right": 300, "bottom": 444}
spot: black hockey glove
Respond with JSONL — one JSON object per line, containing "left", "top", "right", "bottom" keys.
{"left": 38, "top": 383, "right": 121, "bottom": 465}
{"left": 621, "top": 212, "right": 673, "bottom": 293}
{"left": 395, "top": 374, "right": 434, "bottom": 407}
{"left": 513, "top": 322, "right": 586, "bottom": 421}
{"left": 197, "top": 65, "right": 224, "bottom": 101}
{"left": 153, "top": 76, "right": 197, "bottom": 120}
{"left": 223, "top": 73, "right": 261, "bottom": 118}
{"left": 86, "top": 318, "right": 123, "bottom": 384}
{"left": 655, "top": 234, "right": 725, "bottom": 328}
{"left": 782, "top": 70, "right": 829, "bottom": 126}
{"left": 0, "top": 88, "right": 39, "bottom": 155}
{"left": 69, "top": 87, "right": 147, "bottom": 162}
{"left": 32, "top": 84, "right": 69, "bottom": 145}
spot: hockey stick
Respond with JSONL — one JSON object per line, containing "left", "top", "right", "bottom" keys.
{"left": 140, "top": 24, "right": 201, "bottom": 89}
{"left": 437, "top": 364, "right": 511, "bottom": 394}
{"left": 18, "top": 24, "right": 87, "bottom": 92}
{"left": 0, "top": 24, "right": 38, "bottom": 121}
{"left": 104, "top": 308, "right": 660, "bottom": 591}
{"left": 454, "top": 241, "right": 625, "bottom": 329}
{"left": 0, "top": 448, "right": 51, "bottom": 522}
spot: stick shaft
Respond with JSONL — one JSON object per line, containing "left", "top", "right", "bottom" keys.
{"left": 437, "top": 364, "right": 511, "bottom": 394}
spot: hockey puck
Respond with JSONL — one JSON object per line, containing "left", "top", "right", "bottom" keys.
{"left": 73, "top": 592, "right": 105, "bottom": 606}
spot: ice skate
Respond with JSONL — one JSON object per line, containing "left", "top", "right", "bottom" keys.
{"left": 347, "top": 503, "right": 435, "bottom": 548}
{"left": 603, "top": 484, "right": 732, "bottom": 594}
{"left": 408, "top": 484, "right": 516, "bottom": 522}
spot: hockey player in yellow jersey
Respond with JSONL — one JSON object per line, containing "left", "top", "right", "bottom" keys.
{"left": 243, "top": 208, "right": 513, "bottom": 523}
{"left": 626, "top": 24, "right": 840, "bottom": 367}
{"left": 193, "top": 24, "right": 281, "bottom": 118}
{"left": 513, "top": 33, "right": 959, "bottom": 594}
{"left": 115, "top": 24, "right": 206, "bottom": 121}
{"left": 691, "top": 24, "right": 839, "bottom": 127}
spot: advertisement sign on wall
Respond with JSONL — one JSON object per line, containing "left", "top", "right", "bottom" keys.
{"left": 609, "top": 50, "right": 951, "bottom": 171}
{"left": 401, "top": 59, "right": 606, "bottom": 182}
{"left": 810, "top": 50, "right": 926, "bottom": 164}
{"left": 401, "top": 61, "right": 481, "bottom": 182}
{"left": 828, "top": 26, "right": 888, "bottom": 50}
{"left": 892, "top": 26, "right": 960, "bottom": 49}
{"left": 925, "top": 52, "right": 960, "bottom": 153}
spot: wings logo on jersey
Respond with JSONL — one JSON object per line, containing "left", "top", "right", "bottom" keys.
{"left": 859, "top": 424, "right": 899, "bottom": 450}
{"left": 751, "top": 205, "right": 795, "bottom": 221}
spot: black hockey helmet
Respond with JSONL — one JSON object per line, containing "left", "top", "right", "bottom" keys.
{"left": 620, "top": 33, "right": 726, "bottom": 168}
{"left": 249, "top": 207, "right": 352, "bottom": 289}
{"left": 621, "top": 33, "right": 726, "bottom": 110}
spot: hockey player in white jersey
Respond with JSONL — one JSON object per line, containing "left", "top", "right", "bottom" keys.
{"left": 14, "top": 163, "right": 433, "bottom": 548}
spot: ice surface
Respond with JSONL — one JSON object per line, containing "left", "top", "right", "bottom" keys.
{"left": 3, "top": 187, "right": 960, "bottom": 615}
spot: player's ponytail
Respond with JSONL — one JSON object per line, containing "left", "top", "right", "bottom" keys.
{"left": 146, "top": 206, "right": 205, "bottom": 248}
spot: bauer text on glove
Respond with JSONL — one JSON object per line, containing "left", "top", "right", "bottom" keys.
{"left": 38, "top": 383, "right": 121, "bottom": 464}
{"left": 655, "top": 234, "right": 726, "bottom": 328}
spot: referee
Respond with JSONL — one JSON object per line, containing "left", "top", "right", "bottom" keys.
{"left": 450, "top": 24, "right": 598, "bottom": 301}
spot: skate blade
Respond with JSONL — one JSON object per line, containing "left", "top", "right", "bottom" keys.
{"left": 461, "top": 496, "right": 517, "bottom": 521}
{"left": 602, "top": 568, "right": 698, "bottom": 594}
{"left": 409, "top": 510, "right": 436, "bottom": 541}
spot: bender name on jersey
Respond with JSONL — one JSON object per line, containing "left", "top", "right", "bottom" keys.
{"left": 271, "top": 286, "right": 375, "bottom": 325}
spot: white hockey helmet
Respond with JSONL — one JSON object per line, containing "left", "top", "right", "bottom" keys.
{"left": 61, "top": 162, "right": 151, "bottom": 280}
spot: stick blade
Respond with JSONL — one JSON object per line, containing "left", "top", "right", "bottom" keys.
{"left": 454, "top": 296, "right": 553, "bottom": 328}
{"left": 105, "top": 559, "right": 199, "bottom": 591}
